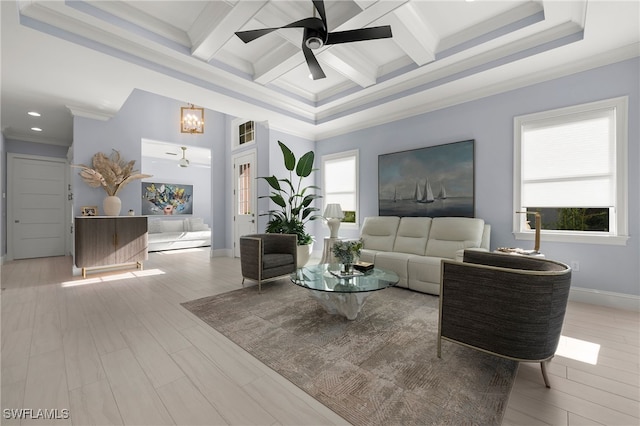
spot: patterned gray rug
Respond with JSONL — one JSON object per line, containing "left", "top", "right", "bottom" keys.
{"left": 182, "top": 279, "right": 518, "bottom": 425}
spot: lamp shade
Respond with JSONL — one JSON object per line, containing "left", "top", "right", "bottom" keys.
{"left": 324, "top": 203, "right": 344, "bottom": 219}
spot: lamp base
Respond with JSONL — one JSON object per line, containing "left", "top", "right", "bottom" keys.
{"left": 327, "top": 218, "right": 341, "bottom": 238}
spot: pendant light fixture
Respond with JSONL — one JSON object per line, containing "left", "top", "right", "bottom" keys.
{"left": 180, "top": 103, "right": 204, "bottom": 134}
{"left": 178, "top": 146, "right": 190, "bottom": 168}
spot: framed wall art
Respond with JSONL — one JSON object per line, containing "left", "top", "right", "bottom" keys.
{"left": 142, "top": 182, "right": 193, "bottom": 215}
{"left": 378, "top": 140, "right": 475, "bottom": 218}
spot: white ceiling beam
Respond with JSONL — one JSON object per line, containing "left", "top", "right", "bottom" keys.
{"left": 333, "top": 0, "right": 408, "bottom": 32}
{"left": 253, "top": 44, "right": 305, "bottom": 84}
{"left": 190, "top": 1, "right": 268, "bottom": 62}
{"left": 389, "top": 3, "right": 437, "bottom": 66}
{"left": 321, "top": 48, "right": 377, "bottom": 88}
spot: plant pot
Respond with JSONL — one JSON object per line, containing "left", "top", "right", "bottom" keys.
{"left": 297, "top": 243, "right": 313, "bottom": 267}
{"left": 103, "top": 195, "right": 122, "bottom": 216}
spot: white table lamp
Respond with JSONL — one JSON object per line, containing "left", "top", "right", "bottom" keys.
{"left": 324, "top": 204, "right": 344, "bottom": 238}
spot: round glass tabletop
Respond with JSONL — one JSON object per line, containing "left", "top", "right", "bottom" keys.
{"left": 291, "top": 263, "right": 399, "bottom": 293}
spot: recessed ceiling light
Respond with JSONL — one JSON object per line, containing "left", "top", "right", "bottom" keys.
{"left": 31, "top": 127, "right": 43, "bottom": 132}
{"left": 28, "top": 111, "right": 41, "bottom": 117}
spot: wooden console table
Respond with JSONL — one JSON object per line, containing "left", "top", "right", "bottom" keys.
{"left": 75, "top": 216, "right": 148, "bottom": 277}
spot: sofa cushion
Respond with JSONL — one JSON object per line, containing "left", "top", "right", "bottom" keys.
{"left": 263, "top": 253, "right": 294, "bottom": 269}
{"left": 360, "top": 216, "right": 400, "bottom": 252}
{"left": 375, "top": 252, "right": 411, "bottom": 288}
{"left": 148, "top": 220, "right": 163, "bottom": 234}
{"left": 161, "top": 219, "right": 185, "bottom": 233}
{"left": 425, "top": 217, "right": 485, "bottom": 259}
{"left": 186, "top": 217, "right": 206, "bottom": 231}
{"left": 393, "top": 217, "right": 432, "bottom": 255}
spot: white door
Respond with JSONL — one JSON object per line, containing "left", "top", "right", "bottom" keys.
{"left": 8, "top": 154, "right": 67, "bottom": 260}
{"left": 233, "top": 150, "right": 257, "bottom": 258}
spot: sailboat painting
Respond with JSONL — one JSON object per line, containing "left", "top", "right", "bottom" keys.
{"left": 378, "top": 140, "right": 475, "bottom": 217}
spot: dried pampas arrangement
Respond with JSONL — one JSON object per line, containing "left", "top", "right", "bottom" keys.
{"left": 72, "top": 150, "right": 152, "bottom": 196}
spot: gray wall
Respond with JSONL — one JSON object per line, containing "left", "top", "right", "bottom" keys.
{"left": 314, "top": 58, "right": 640, "bottom": 297}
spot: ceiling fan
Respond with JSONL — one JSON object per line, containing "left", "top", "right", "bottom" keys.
{"left": 234, "top": 0, "right": 392, "bottom": 80}
{"left": 178, "top": 146, "right": 189, "bottom": 168}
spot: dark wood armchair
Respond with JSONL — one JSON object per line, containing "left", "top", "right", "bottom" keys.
{"left": 240, "top": 233, "right": 297, "bottom": 292}
{"left": 438, "top": 250, "right": 572, "bottom": 387}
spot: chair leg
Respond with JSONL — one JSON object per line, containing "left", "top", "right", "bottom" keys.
{"left": 540, "top": 360, "right": 551, "bottom": 388}
{"left": 258, "top": 280, "right": 261, "bottom": 293}
{"left": 241, "top": 277, "right": 245, "bottom": 287}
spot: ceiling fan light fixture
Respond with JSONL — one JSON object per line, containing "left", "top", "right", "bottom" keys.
{"left": 305, "top": 36, "right": 323, "bottom": 50}
{"left": 179, "top": 146, "right": 190, "bottom": 168}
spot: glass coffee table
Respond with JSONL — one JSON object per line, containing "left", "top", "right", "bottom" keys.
{"left": 290, "top": 263, "right": 399, "bottom": 320}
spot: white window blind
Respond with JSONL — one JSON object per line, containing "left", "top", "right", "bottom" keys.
{"left": 521, "top": 108, "right": 615, "bottom": 208}
{"left": 325, "top": 156, "right": 356, "bottom": 210}
{"left": 323, "top": 150, "right": 358, "bottom": 222}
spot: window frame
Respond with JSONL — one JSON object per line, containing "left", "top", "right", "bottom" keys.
{"left": 321, "top": 149, "right": 360, "bottom": 228}
{"left": 231, "top": 118, "right": 256, "bottom": 151}
{"left": 513, "top": 96, "right": 629, "bottom": 246}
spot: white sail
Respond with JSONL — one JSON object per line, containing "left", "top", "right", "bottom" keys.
{"left": 438, "top": 183, "right": 447, "bottom": 199}
{"left": 417, "top": 179, "right": 435, "bottom": 203}
{"left": 415, "top": 181, "right": 423, "bottom": 201}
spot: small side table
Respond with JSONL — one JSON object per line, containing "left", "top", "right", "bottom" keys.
{"left": 321, "top": 237, "right": 343, "bottom": 264}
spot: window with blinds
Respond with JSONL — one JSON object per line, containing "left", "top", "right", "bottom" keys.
{"left": 322, "top": 150, "right": 359, "bottom": 224}
{"left": 514, "top": 97, "right": 628, "bottom": 245}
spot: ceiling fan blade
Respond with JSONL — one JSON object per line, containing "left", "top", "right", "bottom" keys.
{"left": 312, "top": 0, "right": 327, "bottom": 30}
{"left": 302, "top": 44, "right": 326, "bottom": 80}
{"left": 325, "top": 25, "right": 392, "bottom": 45}
{"left": 282, "top": 17, "right": 324, "bottom": 32}
{"left": 236, "top": 18, "right": 324, "bottom": 43}
{"left": 235, "top": 28, "right": 278, "bottom": 43}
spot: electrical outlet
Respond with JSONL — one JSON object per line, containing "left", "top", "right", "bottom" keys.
{"left": 570, "top": 261, "right": 580, "bottom": 272}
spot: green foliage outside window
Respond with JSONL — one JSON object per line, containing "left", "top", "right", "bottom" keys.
{"left": 527, "top": 207, "right": 609, "bottom": 232}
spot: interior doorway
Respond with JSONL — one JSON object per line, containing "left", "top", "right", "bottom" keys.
{"left": 7, "top": 153, "right": 67, "bottom": 260}
{"left": 232, "top": 150, "right": 257, "bottom": 257}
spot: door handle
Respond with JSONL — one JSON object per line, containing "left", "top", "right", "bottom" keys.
{"left": 251, "top": 220, "right": 255, "bottom": 223}
{"left": 15, "top": 220, "right": 19, "bottom": 223}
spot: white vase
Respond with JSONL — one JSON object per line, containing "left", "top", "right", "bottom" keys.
{"left": 103, "top": 195, "right": 122, "bottom": 216}
{"left": 297, "top": 243, "right": 313, "bottom": 267}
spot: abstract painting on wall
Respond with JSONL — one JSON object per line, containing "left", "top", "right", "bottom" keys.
{"left": 378, "top": 140, "right": 475, "bottom": 217}
{"left": 142, "top": 182, "right": 193, "bottom": 215}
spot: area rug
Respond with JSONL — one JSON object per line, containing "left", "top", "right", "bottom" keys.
{"left": 182, "top": 279, "right": 518, "bottom": 425}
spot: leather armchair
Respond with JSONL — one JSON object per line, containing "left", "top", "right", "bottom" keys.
{"left": 438, "top": 250, "right": 571, "bottom": 387}
{"left": 240, "top": 233, "right": 297, "bottom": 292}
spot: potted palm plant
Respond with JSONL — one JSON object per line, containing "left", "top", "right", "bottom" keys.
{"left": 259, "top": 141, "right": 322, "bottom": 266}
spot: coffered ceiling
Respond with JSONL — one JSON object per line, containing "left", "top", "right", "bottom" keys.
{"left": 1, "top": 0, "right": 639, "bottom": 145}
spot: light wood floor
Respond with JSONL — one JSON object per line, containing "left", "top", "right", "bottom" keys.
{"left": 1, "top": 250, "right": 638, "bottom": 425}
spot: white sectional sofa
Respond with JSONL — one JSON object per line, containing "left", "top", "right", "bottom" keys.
{"left": 359, "top": 216, "right": 490, "bottom": 295}
{"left": 147, "top": 217, "right": 211, "bottom": 252}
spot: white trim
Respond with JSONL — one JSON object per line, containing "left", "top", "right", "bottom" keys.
{"left": 569, "top": 287, "right": 640, "bottom": 312}
{"left": 514, "top": 231, "right": 629, "bottom": 246}
{"left": 513, "top": 96, "right": 629, "bottom": 244}
{"left": 230, "top": 118, "right": 256, "bottom": 151}
{"left": 210, "top": 248, "right": 232, "bottom": 258}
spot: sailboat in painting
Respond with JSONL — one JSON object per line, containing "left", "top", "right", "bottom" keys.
{"left": 437, "top": 183, "right": 447, "bottom": 199}
{"left": 416, "top": 179, "right": 435, "bottom": 203}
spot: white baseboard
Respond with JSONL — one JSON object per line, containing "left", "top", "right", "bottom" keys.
{"left": 569, "top": 286, "right": 640, "bottom": 312}
{"left": 210, "top": 248, "right": 232, "bottom": 258}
